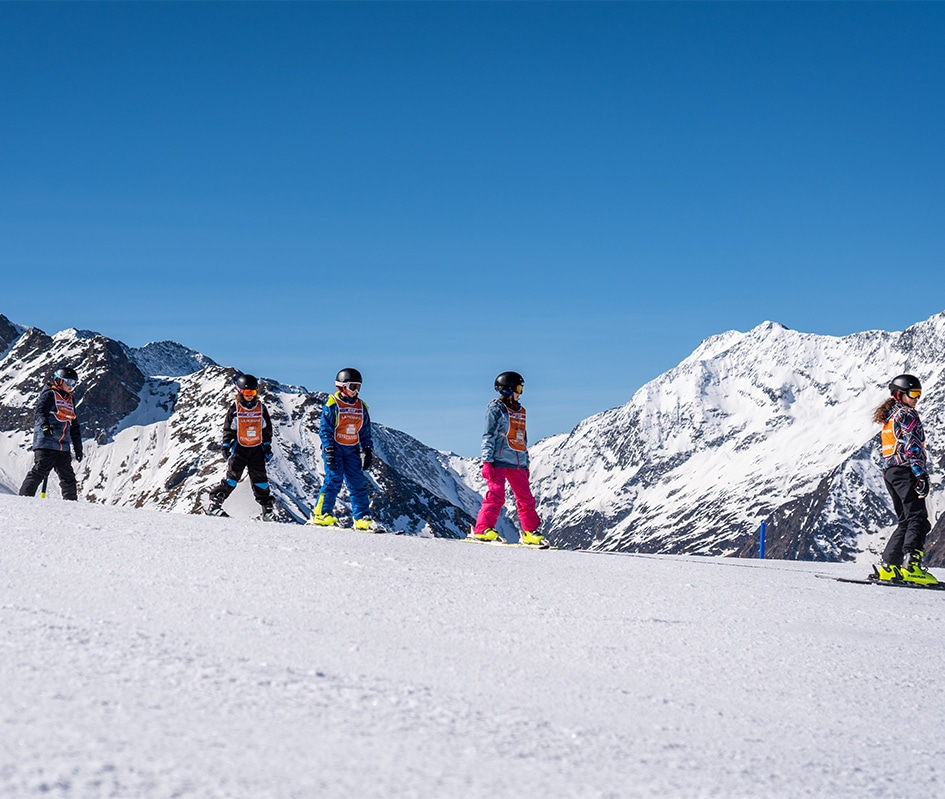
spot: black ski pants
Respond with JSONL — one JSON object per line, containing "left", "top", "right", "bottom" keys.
{"left": 19, "top": 449, "right": 78, "bottom": 501}
{"left": 882, "top": 465, "right": 931, "bottom": 565}
{"left": 210, "top": 445, "right": 272, "bottom": 508}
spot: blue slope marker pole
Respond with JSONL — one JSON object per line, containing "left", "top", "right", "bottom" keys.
{"left": 759, "top": 521, "right": 766, "bottom": 559}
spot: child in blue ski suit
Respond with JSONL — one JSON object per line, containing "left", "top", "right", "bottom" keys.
{"left": 310, "top": 367, "right": 376, "bottom": 530}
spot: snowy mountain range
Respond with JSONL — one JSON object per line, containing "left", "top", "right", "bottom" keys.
{"left": 0, "top": 315, "right": 482, "bottom": 538}
{"left": 2, "top": 311, "right": 943, "bottom": 564}
{"left": 529, "top": 314, "right": 945, "bottom": 565}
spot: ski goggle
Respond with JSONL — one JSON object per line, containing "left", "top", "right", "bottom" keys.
{"left": 241, "top": 388, "right": 257, "bottom": 398}
{"left": 905, "top": 389, "right": 922, "bottom": 399}
{"left": 55, "top": 374, "right": 77, "bottom": 388}
{"left": 338, "top": 381, "right": 361, "bottom": 394}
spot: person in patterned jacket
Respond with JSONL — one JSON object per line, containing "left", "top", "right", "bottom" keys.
{"left": 872, "top": 374, "right": 936, "bottom": 584}
{"left": 19, "top": 366, "right": 84, "bottom": 500}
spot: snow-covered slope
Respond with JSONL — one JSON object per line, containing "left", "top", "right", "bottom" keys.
{"left": 530, "top": 314, "right": 945, "bottom": 564}
{"left": 3, "top": 495, "right": 944, "bottom": 798}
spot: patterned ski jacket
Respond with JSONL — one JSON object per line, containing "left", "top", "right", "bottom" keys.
{"left": 481, "top": 398, "right": 529, "bottom": 469}
{"left": 881, "top": 402, "right": 929, "bottom": 476}
{"left": 31, "top": 385, "right": 83, "bottom": 454}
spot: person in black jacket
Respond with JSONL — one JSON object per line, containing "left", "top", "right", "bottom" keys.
{"left": 19, "top": 366, "right": 84, "bottom": 500}
{"left": 206, "top": 374, "right": 276, "bottom": 520}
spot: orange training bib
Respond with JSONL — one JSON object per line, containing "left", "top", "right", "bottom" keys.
{"left": 236, "top": 402, "right": 264, "bottom": 446}
{"left": 334, "top": 399, "right": 364, "bottom": 446}
{"left": 53, "top": 390, "right": 76, "bottom": 422}
{"left": 506, "top": 406, "right": 527, "bottom": 452}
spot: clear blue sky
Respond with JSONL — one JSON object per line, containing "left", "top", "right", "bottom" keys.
{"left": 3, "top": 3, "right": 945, "bottom": 457}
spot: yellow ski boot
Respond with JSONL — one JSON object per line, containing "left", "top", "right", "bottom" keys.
{"left": 309, "top": 496, "right": 339, "bottom": 527}
{"left": 471, "top": 528, "right": 502, "bottom": 542}
{"left": 872, "top": 563, "right": 902, "bottom": 582}
{"left": 900, "top": 550, "right": 939, "bottom": 586}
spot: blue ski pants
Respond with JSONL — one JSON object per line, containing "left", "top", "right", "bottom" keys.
{"left": 317, "top": 445, "right": 370, "bottom": 519}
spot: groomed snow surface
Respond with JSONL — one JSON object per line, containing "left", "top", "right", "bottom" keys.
{"left": 2, "top": 494, "right": 943, "bottom": 799}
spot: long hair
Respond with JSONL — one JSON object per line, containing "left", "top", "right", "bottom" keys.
{"left": 873, "top": 396, "right": 897, "bottom": 425}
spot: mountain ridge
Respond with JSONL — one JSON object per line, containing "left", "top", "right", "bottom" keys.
{"left": 2, "top": 311, "right": 942, "bottom": 563}
{"left": 528, "top": 312, "right": 945, "bottom": 564}
{"left": 0, "top": 315, "right": 481, "bottom": 538}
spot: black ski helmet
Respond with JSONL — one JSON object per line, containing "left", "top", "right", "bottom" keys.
{"left": 889, "top": 374, "right": 921, "bottom": 396}
{"left": 335, "top": 367, "right": 363, "bottom": 386}
{"left": 235, "top": 373, "right": 259, "bottom": 392}
{"left": 494, "top": 371, "right": 525, "bottom": 395}
{"left": 54, "top": 366, "right": 78, "bottom": 382}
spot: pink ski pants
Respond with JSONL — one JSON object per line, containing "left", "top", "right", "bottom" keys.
{"left": 475, "top": 463, "right": 541, "bottom": 533}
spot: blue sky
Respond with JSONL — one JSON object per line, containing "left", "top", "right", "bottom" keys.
{"left": 3, "top": 3, "right": 945, "bottom": 457}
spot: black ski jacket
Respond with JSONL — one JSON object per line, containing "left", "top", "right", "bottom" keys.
{"left": 31, "top": 385, "right": 83, "bottom": 453}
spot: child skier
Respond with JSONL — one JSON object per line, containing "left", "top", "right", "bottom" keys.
{"left": 19, "top": 366, "right": 84, "bottom": 501}
{"left": 309, "top": 367, "right": 376, "bottom": 530}
{"left": 207, "top": 374, "right": 276, "bottom": 521}
{"left": 471, "top": 371, "right": 544, "bottom": 547}
{"left": 872, "top": 373, "right": 936, "bottom": 585}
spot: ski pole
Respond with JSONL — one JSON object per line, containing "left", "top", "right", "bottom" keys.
{"left": 40, "top": 475, "right": 49, "bottom": 499}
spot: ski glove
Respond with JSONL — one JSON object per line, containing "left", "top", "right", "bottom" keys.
{"left": 41, "top": 424, "right": 53, "bottom": 438}
{"left": 915, "top": 474, "right": 930, "bottom": 499}
{"left": 361, "top": 447, "right": 373, "bottom": 471}
{"left": 74, "top": 445, "right": 83, "bottom": 463}
{"left": 262, "top": 442, "right": 273, "bottom": 462}
{"left": 222, "top": 441, "right": 235, "bottom": 459}
{"left": 324, "top": 445, "right": 337, "bottom": 473}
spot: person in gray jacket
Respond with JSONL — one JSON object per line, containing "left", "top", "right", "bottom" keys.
{"left": 19, "top": 366, "right": 84, "bottom": 500}
{"left": 471, "top": 371, "right": 544, "bottom": 546}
